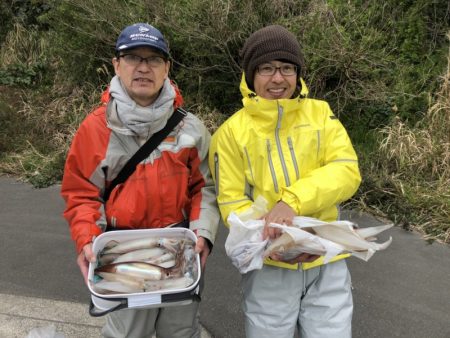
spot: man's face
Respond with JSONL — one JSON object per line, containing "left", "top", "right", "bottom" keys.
{"left": 112, "top": 47, "right": 170, "bottom": 107}
{"left": 253, "top": 61, "right": 297, "bottom": 100}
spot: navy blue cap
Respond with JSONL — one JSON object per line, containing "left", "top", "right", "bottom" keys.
{"left": 115, "top": 23, "right": 169, "bottom": 57}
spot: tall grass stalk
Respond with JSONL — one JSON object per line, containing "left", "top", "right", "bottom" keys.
{"left": 361, "top": 38, "right": 450, "bottom": 242}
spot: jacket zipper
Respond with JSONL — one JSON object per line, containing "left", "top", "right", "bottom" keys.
{"left": 214, "top": 152, "right": 219, "bottom": 196}
{"left": 288, "top": 137, "right": 300, "bottom": 180}
{"left": 244, "top": 146, "right": 255, "bottom": 185}
{"left": 266, "top": 140, "right": 279, "bottom": 193}
{"left": 316, "top": 130, "right": 321, "bottom": 159}
{"left": 276, "top": 104, "right": 291, "bottom": 186}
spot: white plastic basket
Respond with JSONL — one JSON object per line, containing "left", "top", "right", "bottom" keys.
{"left": 88, "top": 227, "right": 201, "bottom": 316}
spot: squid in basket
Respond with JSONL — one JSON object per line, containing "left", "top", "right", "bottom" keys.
{"left": 90, "top": 236, "right": 199, "bottom": 295}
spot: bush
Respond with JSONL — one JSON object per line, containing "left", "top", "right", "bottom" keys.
{"left": 0, "top": 0, "right": 449, "bottom": 241}
{"left": 358, "top": 46, "right": 450, "bottom": 242}
{"left": 20, "top": 0, "right": 449, "bottom": 121}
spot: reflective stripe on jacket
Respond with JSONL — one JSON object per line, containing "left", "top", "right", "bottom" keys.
{"left": 209, "top": 75, "right": 361, "bottom": 270}
{"left": 61, "top": 86, "right": 219, "bottom": 253}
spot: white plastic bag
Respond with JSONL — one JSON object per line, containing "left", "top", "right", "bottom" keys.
{"left": 224, "top": 196, "right": 393, "bottom": 273}
{"left": 225, "top": 213, "right": 268, "bottom": 273}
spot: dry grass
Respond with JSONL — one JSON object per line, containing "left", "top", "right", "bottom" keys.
{"left": 0, "top": 23, "right": 47, "bottom": 65}
{"left": 368, "top": 39, "right": 450, "bottom": 242}
{"left": 0, "top": 81, "right": 102, "bottom": 186}
{"left": 187, "top": 103, "right": 227, "bottom": 135}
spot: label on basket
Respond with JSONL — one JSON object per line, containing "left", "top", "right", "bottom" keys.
{"left": 128, "top": 293, "right": 162, "bottom": 308}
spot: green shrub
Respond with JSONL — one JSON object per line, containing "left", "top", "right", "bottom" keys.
{"left": 356, "top": 49, "right": 450, "bottom": 242}
{"left": 0, "top": 0, "right": 449, "bottom": 241}
{"left": 0, "top": 63, "right": 47, "bottom": 86}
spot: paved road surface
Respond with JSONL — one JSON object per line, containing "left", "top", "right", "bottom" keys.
{"left": 1, "top": 176, "right": 449, "bottom": 337}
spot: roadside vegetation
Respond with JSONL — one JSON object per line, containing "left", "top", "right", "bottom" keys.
{"left": 0, "top": 0, "right": 449, "bottom": 242}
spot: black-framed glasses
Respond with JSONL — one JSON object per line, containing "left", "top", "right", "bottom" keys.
{"left": 118, "top": 54, "right": 166, "bottom": 67}
{"left": 257, "top": 63, "right": 297, "bottom": 76}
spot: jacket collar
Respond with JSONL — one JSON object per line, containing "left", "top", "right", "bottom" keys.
{"left": 239, "top": 74, "right": 309, "bottom": 133}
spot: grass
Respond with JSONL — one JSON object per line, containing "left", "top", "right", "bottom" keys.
{"left": 0, "top": 2, "right": 449, "bottom": 244}
{"left": 353, "top": 46, "right": 450, "bottom": 243}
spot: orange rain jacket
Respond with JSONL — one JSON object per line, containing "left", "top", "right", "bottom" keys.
{"left": 61, "top": 85, "right": 219, "bottom": 253}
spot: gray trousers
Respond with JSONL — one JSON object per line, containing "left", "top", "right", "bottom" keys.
{"left": 241, "top": 260, "right": 353, "bottom": 338}
{"left": 101, "top": 301, "right": 200, "bottom": 338}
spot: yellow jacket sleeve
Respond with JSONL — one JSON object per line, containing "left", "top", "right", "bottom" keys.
{"left": 209, "top": 121, "right": 253, "bottom": 226}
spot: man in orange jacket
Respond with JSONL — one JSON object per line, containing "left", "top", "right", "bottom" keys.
{"left": 61, "top": 23, "right": 219, "bottom": 338}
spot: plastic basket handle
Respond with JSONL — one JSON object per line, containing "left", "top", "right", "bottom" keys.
{"left": 161, "top": 287, "right": 201, "bottom": 303}
{"left": 89, "top": 298, "right": 128, "bottom": 317}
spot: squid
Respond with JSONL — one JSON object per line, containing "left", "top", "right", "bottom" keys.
{"left": 111, "top": 247, "right": 168, "bottom": 264}
{"left": 101, "top": 237, "right": 184, "bottom": 255}
{"left": 92, "top": 236, "right": 198, "bottom": 295}
{"left": 312, "top": 222, "right": 393, "bottom": 252}
{"left": 264, "top": 222, "right": 393, "bottom": 260}
{"left": 95, "top": 260, "right": 183, "bottom": 281}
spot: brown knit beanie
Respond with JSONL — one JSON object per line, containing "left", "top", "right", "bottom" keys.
{"left": 240, "top": 25, "right": 303, "bottom": 90}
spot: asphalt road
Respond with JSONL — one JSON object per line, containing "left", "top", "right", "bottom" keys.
{"left": 1, "top": 176, "right": 449, "bottom": 337}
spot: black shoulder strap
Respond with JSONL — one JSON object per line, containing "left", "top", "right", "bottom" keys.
{"left": 103, "top": 107, "right": 187, "bottom": 202}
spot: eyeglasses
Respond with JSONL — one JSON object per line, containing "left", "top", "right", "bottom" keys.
{"left": 257, "top": 63, "right": 297, "bottom": 76}
{"left": 118, "top": 54, "right": 166, "bottom": 67}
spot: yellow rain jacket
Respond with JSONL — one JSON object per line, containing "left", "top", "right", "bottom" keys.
{"left": 209, "top": 75, "right": 362, "bottom": 270}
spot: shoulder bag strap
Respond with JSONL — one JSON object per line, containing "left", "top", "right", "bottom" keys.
{"left": 103, "top": 107, "right": 187, "bottom": 202}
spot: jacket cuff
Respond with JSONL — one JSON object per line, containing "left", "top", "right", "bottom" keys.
{"left": 76, "top": 235, "right": 92, "bottom": 254}
{"left": 75, "top": 224, "right": 103, "bottom": 253}
{"left": 280, "top": 189, "right": 300, "bottom": 214}
{"left": 193, "top": 228, "right": 214, "bottom": 246}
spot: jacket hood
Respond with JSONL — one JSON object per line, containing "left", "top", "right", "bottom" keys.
{"left": 239, "top": 74, "right": 310, "bottom": 133}
{"left": 239, "top": 72, "right": 309, "bottom": 100}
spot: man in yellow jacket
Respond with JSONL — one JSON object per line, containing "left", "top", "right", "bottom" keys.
{"left": 209, "top": 25, "right": 361, "bottom": 338}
